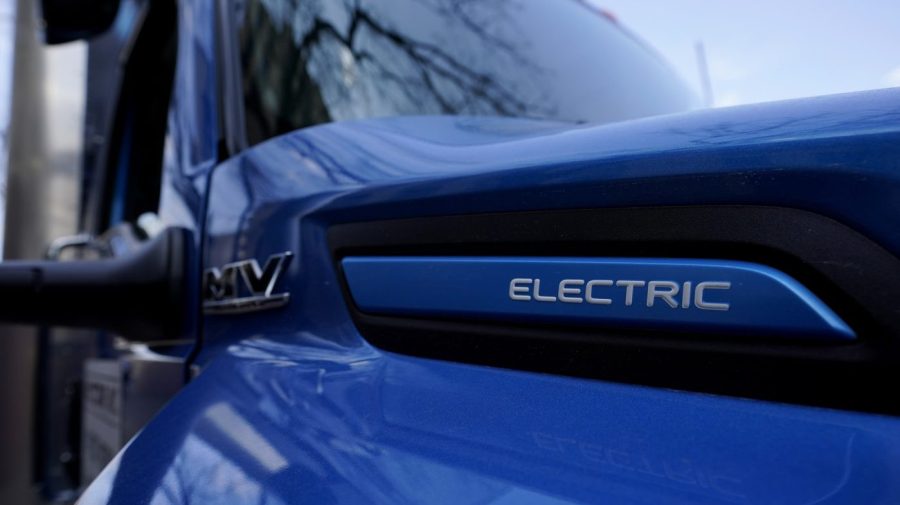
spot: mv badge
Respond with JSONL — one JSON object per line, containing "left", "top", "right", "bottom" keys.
{"left": 203, "top": 252, "right": 293, "bottom": 314}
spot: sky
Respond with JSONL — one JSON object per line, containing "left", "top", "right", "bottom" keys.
{"left": 0, "top": 0, "right": 13, "bottom": 160}
{"left": 596, "top": 0, "right": 900, "bottom": 107}
{"left": 0, "top": 0, "right": 15, "bottom": 249}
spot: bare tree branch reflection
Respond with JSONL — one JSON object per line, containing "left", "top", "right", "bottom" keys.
{"left": 239, "top": 0, "right": 553, "bottom": 144}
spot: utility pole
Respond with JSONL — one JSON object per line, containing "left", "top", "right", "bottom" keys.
{"left": 0, "top": 0, "right": 45, "bottom": 502}
{"left": 695, "top": 41, "right": 714, "bottom": 107}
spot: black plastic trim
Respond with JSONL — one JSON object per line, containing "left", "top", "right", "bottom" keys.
{"left": 329, "top": 206, "right": 900, "bottom": 413}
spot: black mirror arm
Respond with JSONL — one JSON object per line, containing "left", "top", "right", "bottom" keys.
{"left": 0, "top": 227, "right": 196, "bottom": 341}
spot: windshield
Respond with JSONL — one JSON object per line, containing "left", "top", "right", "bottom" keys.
{"left": 237, "top": 0, "right": 699, "bottom": 146}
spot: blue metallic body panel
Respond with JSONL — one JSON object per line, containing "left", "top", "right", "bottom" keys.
{"left": 152, "top": 0, "right": 220, "bottom": 357}
{"left": 82, "top": 89, "right": 900, "bottom": 503}
{"left": 80, "top": 339, "right": 900, "bottom": 504}
{"left": 158, "top": 0, "right": 219, "bottom": 234}
{"left": 342, "top": 256, "right": 855, "bottom": 340}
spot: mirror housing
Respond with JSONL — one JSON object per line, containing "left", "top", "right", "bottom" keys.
{"left": 40, "top": 0, "right": 121, "bottom": 44}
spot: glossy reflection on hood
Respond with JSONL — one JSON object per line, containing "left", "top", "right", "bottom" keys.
{"left": 79, "top": 336, "right": 900, "bottom": 505}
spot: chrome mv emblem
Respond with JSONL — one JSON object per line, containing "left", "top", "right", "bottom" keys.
{"left": 203, "top": 252, "right": 293, "bottom": 314}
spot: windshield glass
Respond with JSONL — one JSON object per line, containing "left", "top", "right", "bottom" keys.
{"left": 237, "top": 0, "right": 699, "bottom": 146}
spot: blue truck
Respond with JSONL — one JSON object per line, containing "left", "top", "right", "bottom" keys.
{"left": 4, "top": 0, "right": 900, "bottom": 503}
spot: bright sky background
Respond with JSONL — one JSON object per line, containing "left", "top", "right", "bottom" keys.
{"left": 596, "top": 0, "right": 900, "bottom": 107}
{"left": 0, "top": 0, "right": 13, "bottom": 158}
{"left": 0, "top": 0, "right": 15, "bottom": 248}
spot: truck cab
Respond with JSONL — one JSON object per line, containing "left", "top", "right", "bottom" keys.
{"left": 6, "top": 0, "right": 900, "bottom": 503}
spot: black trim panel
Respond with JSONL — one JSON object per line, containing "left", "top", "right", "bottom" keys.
{"left": 329, "top": 206, "right": 900, "bottom": 413}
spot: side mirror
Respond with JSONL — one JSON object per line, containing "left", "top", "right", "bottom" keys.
{"left": 40, "top": 0, "right": 121, "bottom": 44}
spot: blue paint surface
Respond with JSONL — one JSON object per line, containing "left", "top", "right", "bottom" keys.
{"left": 342, "top": 256, "right": 855, "bottom": 340}
{"left": 80, "top": 88, "right": 900, "bottom": 503}
{"left": 79, "top": 338, "right": 900, "bottom": 504}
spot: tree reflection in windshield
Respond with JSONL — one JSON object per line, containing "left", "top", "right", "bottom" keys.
{"left": 238, "top": 0, "right": 697, "bottom": 146}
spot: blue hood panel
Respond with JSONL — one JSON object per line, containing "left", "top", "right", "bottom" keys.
{"left": 207, "top": 88, "right": 900, "bottom": 277}
{"left": 81, "top": 89, "right": 900, "bottom": 503}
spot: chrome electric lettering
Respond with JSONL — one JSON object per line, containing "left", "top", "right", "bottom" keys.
{"left": 509, "top": 278, "right": 731, "bottom": 311}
